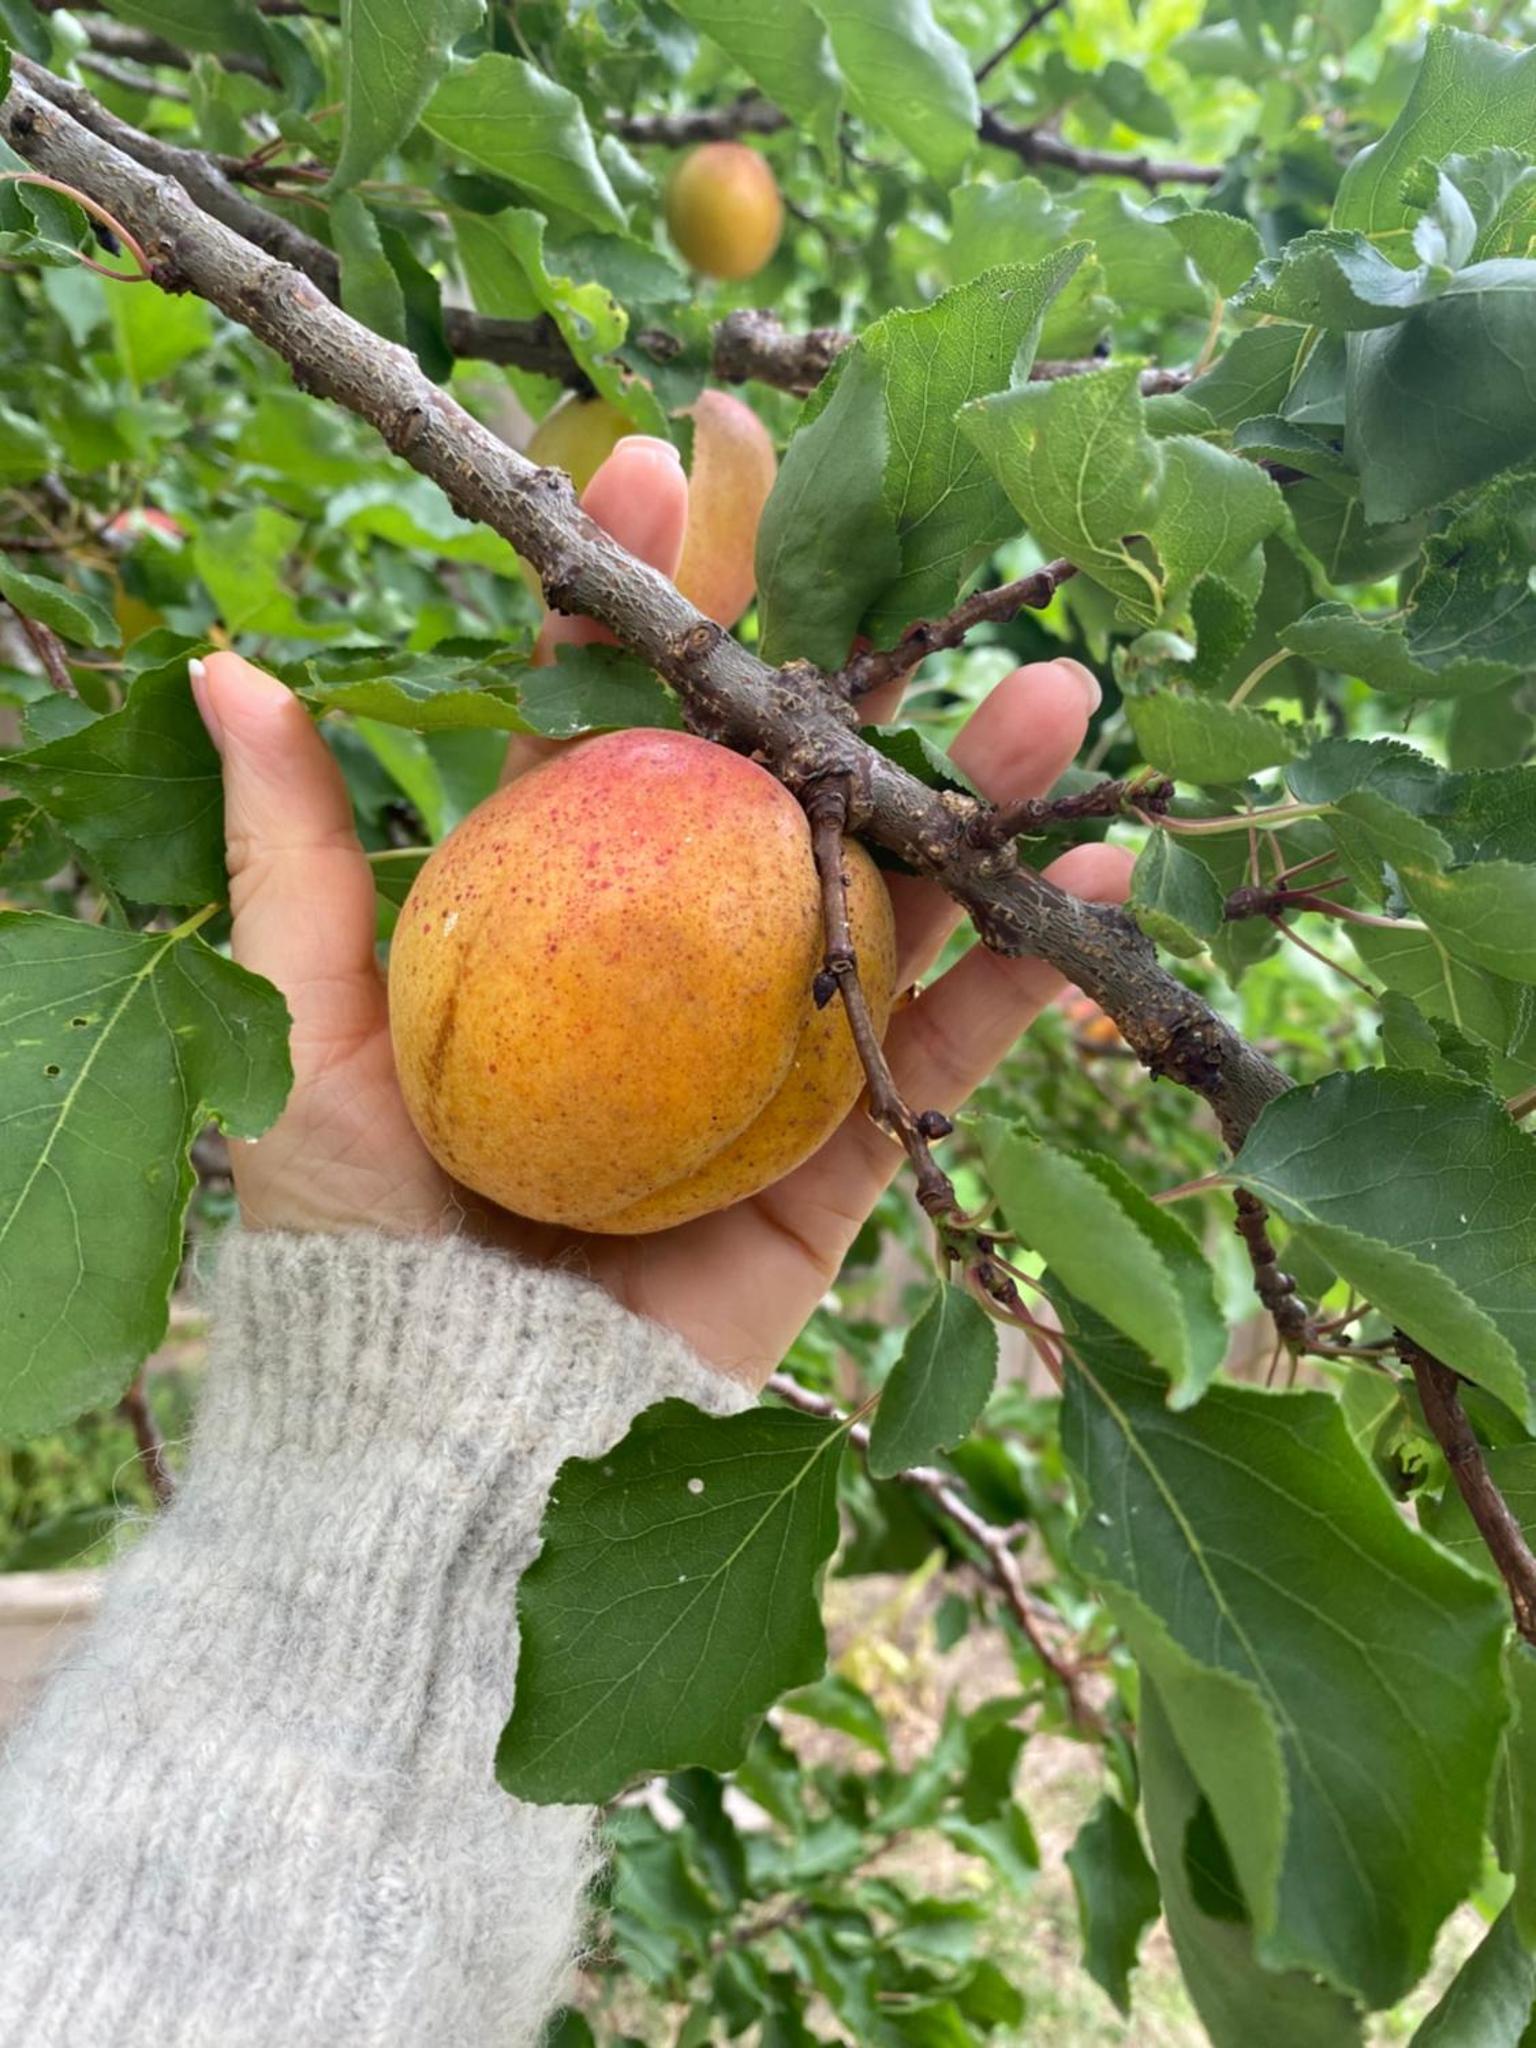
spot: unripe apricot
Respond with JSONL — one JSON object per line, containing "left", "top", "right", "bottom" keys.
{"left": 389, "top": 729, "right": 896, "bottom": 1232}
{"left": 526, "top": 394, "right": 635, "bottom": 493}
{"left": 664, "top": 143, "right": 783, "bottom": 281}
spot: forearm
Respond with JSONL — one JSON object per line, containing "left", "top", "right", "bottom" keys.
{"left": 0, "top": 1230, "right": 748, "bottom": 2048}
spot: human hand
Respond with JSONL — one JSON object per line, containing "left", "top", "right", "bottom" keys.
{"left": 192, "top": 436, "right": 1131, "bottom": 1386}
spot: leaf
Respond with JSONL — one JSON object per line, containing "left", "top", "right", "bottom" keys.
{"left": 106, "top": 277, "right": 212, "bottom": 388}
{"left": 0, "top": 398, "right": 57, "bottom": 483}
{"left": 0, "top": 559, "right": 118, "bottom": 650}
{"left": 1066, "top": 1332, "right": 1508, "bottom": 2006}
{"left": 0, "top": 0, "right": 49, "bottom": 60}
{"left": 331, "top": 191, "right": 408, "bottom": 343}
{"left": 1351, "top": 923, "right": 1536, "bottom": 1099}
{"left": 299, "top": 645, "right": 535, "bottom": 730}
{"left": 1403, "top": 862, "right": 1536, "bottom": 986}
{"left": 960, "top": 364, "right": 1285, "bottom": 627}
{"left": 0, "top": 799, "right": 69, "bottom": 886}
{"left": 331, "top": 0, "right": 483, "bottom": 192}
{"left": 1154, "top": 206, "right": 1263, "bottom": 298}
{"left": 192, "top": 507, "right": 351, "bottom": 641}
{"left": 1127, "top": 694, "right": 1298, "bottom": 784}
{"left": 1233, "top": 229, "right": 1448, "bottom": 329}
{"left": 1232, "top": 1069, "right": 1536, "bottom": 1421}
{"left": 1130, "top": 832, "right": 1227, "bottom": 957}
{"left": 756, "top": 347, "right": 901, "bottom": 667}
{"left": 946, "top": 178, "right": 1113, "bottom": 354}
{"left": 497, "top": 1401, "right": 845, "bottom": 1802}
{"left": 513, "top": 645, "right": 684, "bottom": 738}
{"left": 1065, "top": 1796, "right": 1162, "bottom": 2015}
{"left": 978, "top": 1121, "right": 1226, "bottom": 1406}
{"left": 1347, "top": 262, "right": 1536, "bottom": 522}
{"left": 804, "top": 0, "right": 978, "bottom": 185}
{"left": 105, "top": 0, "right": 267, "bottom": 56}
{"left": 3, "top": 659, "right": 224, "bottom": 905}
{"left": 0, "top": 912, "right": 292, "bottom": 1435}
{"left": 667, "top": 0, "right": 843, "bottom": 163}
{"left": 422, "top": 54, "right": 628, "bottom": 235}
{"left": 1139, "top": 1682, "right": 1365, "bottom": 2047}
{"left": 781, "top": 1671, "right": 890, "bottom": 1757}
{"left": 1093, "top": 60, "right": 1179, "bottom": 141}
{"left": 861, "top": 724, "right": 980, "bottom": 799}
{"left": 867, "top": 1282, "right": 998, "bottom": 1477}
{"left": 1410, "top": 1906, "right": 1536, "bottom": 2047}
{"left": 1176, "top": 325, "right": 1311, "bottom": 429}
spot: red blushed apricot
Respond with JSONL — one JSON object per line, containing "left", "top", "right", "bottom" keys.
{"left": 664, "top": 144, "right": 783, "bottom": 282}
{"left": 389, "top": 729, "right": 896, "bottom": 1231}
{"left": 525, "top": 394, "right": 635, "bottom": 493}
{"left": 675, "top": 392, "right": 778, "bottom": 628}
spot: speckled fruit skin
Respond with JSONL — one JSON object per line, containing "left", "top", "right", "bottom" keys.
{"left": 675, "top": 392, "right": 777, "bottom": 627}
{"left": 389, "top": 729, "right": 897, "bottom": 1232}
{"left": 664, "top": 144, "right": 783, "bottom": 281}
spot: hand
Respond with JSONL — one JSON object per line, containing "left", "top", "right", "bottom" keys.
{"left": 192, "top": 436, "right": 1131, "bottom": 1387}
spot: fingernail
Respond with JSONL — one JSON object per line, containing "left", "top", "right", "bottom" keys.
{"left": 627, "top": 434, "right": 685, "bottom": 467}
{"left": 1057, "top": 658, "right": 1102, "bottom": 715}
{"left": 188, "top": 657, "right": 223, "bottom": 752}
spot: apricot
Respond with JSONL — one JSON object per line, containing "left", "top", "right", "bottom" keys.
{"left": 664, "top": 143, "right": 783, "bottom": 281}
{"left": 389, "top": 728, "right": 896, "bottom": 1232}
{"left": 525, "top": 394, "right": 635, "bottom": 493}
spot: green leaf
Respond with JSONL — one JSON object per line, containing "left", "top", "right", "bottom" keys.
{"left": 1093, "top": 60, "right": 1179, "bottom": 141}
{"left": 860, "top": 724, "right": 980, "bottom": 799}
{"left": 513, "top": 645, "right": 684, "bottom": 738}
{"left": 106, "top": 278, "right": 213, "bottom": 389}
{"left": 497, "top": 1401, "right": 845, "bottom": 1803}
{"left": 299, "top": 645, "right": 535, "bottom": 730}
{"left": 1347, "top": 262, "right": 1536, "bottom": 522}
{"left": 0, "top": 799, "right": 70, "bottom": 886}
{"left": 867, "top": 1283, "right": 998, "bottom": 1477}
{"left": 1144, "top": 198, "right": 1264, "bottom": 297}
{"left": 1176, "top": 325, "right": 1311, "bottom": 430}
{"left": 1127, "top": 694, "right": 1298, "bottom": 784}
{"left": 1233, "top": 229, "right": 1447, "bottom": 329}
{"left": 978, "top": 1121, "right": 1226, "bottom": 1406}
{"left": 0, "top": 0, "right": 49, "bottom": 60}
{"left": 331, "top": 0, "right": 483, "bottom": 192}
{"left": 0, "top": 912, "right": 292, "bottom": 1434}
{"left": 1403, "top": 861, "right": 1536, "bottom": 986}
{"left": 804, "top": 0, "right": 978, "bottom": 184}
{"left": 1130, "top": 831, "right": 1226, "bottom": 957}
{"left": 946, "top": 178, "right": 1113, "bottom": 354}
{"left": 105, "top": 0, "right": 267, "bottom": 56}
{"left": 422, "top": 55, "right": 628, "bottom": 235}
{"left": 1410, "top": 1906, "right": 1536, "bottom": 2047}
{"left": 1065, "top": 1796, "right": 1162, "bottom": 2015}
{"left": 0, "top": 398, "right": 57, "bottom": 484}
{"left": 0, "top": 559, "right": 118, "bottom": 650}
{"left": 960, "top": 364, "right": 1285, "bottom": 627}
{"left": 1351, "top": 923, "right": 1536, "bottom": 1098}
{"left": 781, "top": 1671, "right": 890, "bottom": 1757}
{"left": 1232, "top": 1069, "right": 1536, "bottom": 1421}
{"left": 1495, "top": 1644, "right": 1536, "bottom": 1948}
{"left": 756, "top": 347, "right": 901, "bottom": 667}
{"left": 667, "top": 0, "right": 843, "bottom": 163}
{"left": 3, "top": 659, "right": 224, "bottom": 905}
{"left": 1139, "top": 1683, "right": 1365, "bottom": 2047}
{"left": 331, "top": 191, "right": 408, "bottom": 343}
{"left": 1066, "top": 1333, "right": 1508, "bottom": 2006}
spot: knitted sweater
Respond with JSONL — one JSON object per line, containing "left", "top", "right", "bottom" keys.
{"left": 0, "top": 1230, "right": 751, "bottom": 2046}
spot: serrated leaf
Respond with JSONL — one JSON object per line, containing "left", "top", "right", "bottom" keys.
{"left": 331, "top": 0, "right": 482, "bottom": 192}
{"left": 805, "top": 0, "right": 978, "bottom": 183}
{"left": 423, "top": 55, "right": 628, "bottom": 235}
{"left": 867, "top": 1283, "right": 998, "bottom": 1477}
{"left": 3, "top": 659, "right": 224, "bottom": 905}
{"left": 1094, "top": 60, "right": 1179, "bottom": 141}
{"left": 947, "top": 179, "right": 1114, "bottom": 355}
{"left": 1409, "top": 1905, "right": 1536, "bottom": 2047}
{"left": 192, "top": 507, "right": 351, "bottom": 641}
{"left": 757, "top": 347, "right": 901, "bottom": 667}
{"left": 1233, "top": 1069, "right": 1536, "bottom": 1420}
{"left": 1130, "top": 832, "right": 1226, "bottom": 957}
{"left": 1128, "top": 694, "right": 1298, "bottom": 784}
{"left": 1067, "top": 1332, "right": 1507, "bottom": 2006}
{"left": 0, "top": 559, "right": 118, "bottom": 650}
{"left": 0, "top": 913, "right": 291, "bottom": 1434}
{"left": 1234, "top": 229, "right": 1447, "bottom": 330}
{"left": 1139, "top": 1683, "right": 1365, "bottom": 2047}
{"left": 860, "top": 724, "right": 980, "bottom": 798}
{"left": 513, "top": 645, "right": 683, "bottom": 738}
{"left": 1065, "top": 1796, "right": 1161, "bottom": 2015}
{"left": 978, "top": 1121, "right": 1225, "bottom": 1404}
{"left": 1403, "top": 861, "right": 1536, "bottom": 986}
{"left": 668, "top": 0, "right": 842, "bottom": 163}
{"left": 497, "top": 1401, "right": 845, "bottom": 1802}
{"left": 1353, "top": 923, "right": 1536, "bottom": 1097}
{"left": 1177, "top": 325, "right": 1311, "bottom": 429}
{"left": 299, "top": 646, "right": 535, "bottom": 730}
{"left": 1144, "top": 198, "right": 1263, "bottom": 297}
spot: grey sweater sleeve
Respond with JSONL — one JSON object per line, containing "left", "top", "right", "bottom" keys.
{"left": 0, "top": 1229, "right": 751, "bottom": 2048}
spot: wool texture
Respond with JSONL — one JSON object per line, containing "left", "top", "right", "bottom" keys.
{"left": 0, "top": 1230, "right": 750, "bottom": 2046}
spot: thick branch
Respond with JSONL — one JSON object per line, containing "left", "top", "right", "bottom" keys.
{"left": 1404, "top": 1342, "right": 1536, "bottom": 1648}
{"left": 767, "top": 1373, "right": 1097, "bottom": 1725}
{"left": 978, "top": 108, "right": 1223, "bottom": 188}
{"left": 0, "top": 59, "right": 1290, "bottom": 1153}
{"left": 841, "top": 559, "right": 1079, "bottom": 698}
{"left": 710, "top": 308, "right": 853, "bottom": 397}
{"left": 611, "top": 96, "right": 788, "bottom": 146}
{"left": 74, "top": 14, "right": 278, "bottom": 82}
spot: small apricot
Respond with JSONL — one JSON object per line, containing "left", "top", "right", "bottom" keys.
{"left": 664, "top": 143, "right": 783, "bottom": 281}
{"left": 389, "top": 729, "right": 895, "bottom": 1232}
{"left": 525, "top": 394, "right": 635, "bottom": 493}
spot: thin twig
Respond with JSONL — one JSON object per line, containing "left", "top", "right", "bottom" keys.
{"left": 767, "top": 1373, "right": 1100, "bottom": 1728}
{"left": 840, "top": 560, "right": 1079, "bottom": 699}
{"left": 1231, "top": 1189, "right": 1309, "bottom": 1350}
{"left": 1403, "top": 1340, "right": 1536, "bottom": 1647}
{"left": 11, "top": 605, "right": 75, "bottom": 693}
{"left": 978, "top": 108, "right": 1223, "bottom": 187}
{"left": 968, "top": 774, "right": 1173, "bottom": 852}
{"left": 975, "top": 0, "right": 1069, "bottom": 83}
{"left": 119, "top": 1369, "right": 174, "bottom": 1507}
{"left": 610, "top": 94, "right": 788, "bottom": 146}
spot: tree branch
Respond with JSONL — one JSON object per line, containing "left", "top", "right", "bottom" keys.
{"left": 975, "top": 0, "right": 1069, "bottom": 84}
{"left": 1231, "top": 1188, "right": 1309, "bottom": 1350}
{"left": 840, "top": 559, "right": 1080, "bottom": 699}
{"left": 119, "top": 1369, "right": 174, "bottom": 1507}
{"left": 709, "top": 307, "right": 854, "bottom": 397}
{"left": 767, "top": 1372, "right": 1099, "bottom": 1727}
{"left": 968, "top": 774, "right": 1174, "bottom": 851}
{"left": 0, "top": 58, "right": 1289, "bottom": 1144}
{"left": 978, "top": 107, "right": 1223, "bottom": 188}
{"left": 611, "top": 96, "right": 788, "bottom": 146}
{"left": 9, "top": 603, "right": 74, "bottom": 692}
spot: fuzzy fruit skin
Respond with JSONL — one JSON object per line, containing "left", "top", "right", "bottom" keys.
{"left": 388, "top": 729, "right": 896, "bottom": 1231}
{"left": 675, "top": 391, "right": 778, "bottom": 627}
{"left": 526, "top": 394, "right": 634, "bottom": 492}
{"left": 664, "top": 144, "right": 783, "bottom": 281}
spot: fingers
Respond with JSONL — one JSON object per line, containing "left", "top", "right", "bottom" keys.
{"left": 886, "top": 658, "right": 1102, "bottom": 983}
{"left": 507, "top": 436, "right": 691, "bottom": 786}
{"left": 193, "top": 651, "right": 385, "bottom": 1056}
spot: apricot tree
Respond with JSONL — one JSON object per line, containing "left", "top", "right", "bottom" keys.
{"left": 1, "top": 1, "right": 1536, "bottom": 2042}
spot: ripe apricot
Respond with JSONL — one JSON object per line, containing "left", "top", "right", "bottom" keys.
{"left": 675, "top": 392, "right": 777, "bottom": 626}
{"left": 664, "top": 143, "right": 783, "bottom": 281}
{"left": 389, "top": 729, "right": 896, "bottom": 1232}
{"left": 526, "top": 394, "right": 635, "bottom": 493}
